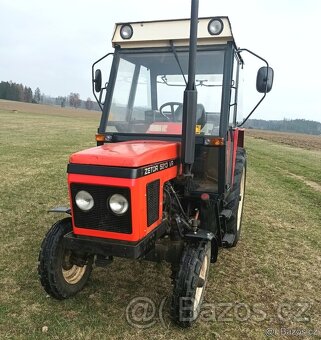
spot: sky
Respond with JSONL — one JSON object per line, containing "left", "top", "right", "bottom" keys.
{"left": 0, "top": 0, "right": 320, "bottom": 122}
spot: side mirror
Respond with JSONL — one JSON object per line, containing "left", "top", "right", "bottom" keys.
{"left": 256, "top": 66, "right": 274, "bottom": 93}
{"left": 94, "top": 69, "right": 102, "bottom": 92}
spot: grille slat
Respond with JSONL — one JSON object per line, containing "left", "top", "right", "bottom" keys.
{"left": 146, "top": 180, "right": 160, "bottom": 226}
{"left": 71, "top": 183, "right": 132, "bottom": 234}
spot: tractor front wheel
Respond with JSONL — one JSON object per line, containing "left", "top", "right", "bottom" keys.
{"left": 171, "top": 240, "right": 211, "bottom": 327}
{"left": 38, "top": 217, "right": 93, "bottom": 299}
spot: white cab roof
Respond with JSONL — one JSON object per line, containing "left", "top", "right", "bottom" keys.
{"left": 112, "top": 17, "right": 236, "bottom": 49}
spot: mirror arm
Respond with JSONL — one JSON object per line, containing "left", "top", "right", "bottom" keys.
{"left": 237, "top": 48, "right": 269, "bottom": 68}
{"left": 92, "top": 53, "right": 114, "bottom": 111}
{"left": 237, "top": 92, "right": 267, "bottom": 127}
{"left": 98, "top": 87, "right": 104, "bottom": 106}
{"left": 236, "top": 48, "right": 269, "bottom": 128}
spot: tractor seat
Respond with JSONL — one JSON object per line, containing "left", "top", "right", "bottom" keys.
{"left": 174, "top": 103, "right": 207, "bottom": 127}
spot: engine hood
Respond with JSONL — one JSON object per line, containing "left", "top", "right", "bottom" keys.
{"left": 69, "top": 140, "right": 180, "bottom": 168}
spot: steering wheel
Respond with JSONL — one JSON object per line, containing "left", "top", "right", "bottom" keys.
{"left": 159, "top": 102, "right": 183, "bottom": 121}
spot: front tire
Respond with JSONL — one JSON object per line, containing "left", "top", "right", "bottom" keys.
{"left": 171, "top": 240, "right": 211, "bottom": 327}
{"left": 38, "top": 217, "right": 93, "bottom": 299}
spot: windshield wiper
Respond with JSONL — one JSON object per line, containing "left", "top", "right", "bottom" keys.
{"left": 195, "top": 79, "right": 222, "bottom": 87}
{"left": 170, "top": 40, "right": 187, "bottom": 86}
{"left": 157, "top": 75, "right": 185, "bottom": 87}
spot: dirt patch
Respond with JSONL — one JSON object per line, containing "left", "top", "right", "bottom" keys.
{"left": 246, "top": 129, "right": 321, "bottom": 151}
{"left": 288, "top": 172, "right": 321, "bottom": 193}
{"left": 275, "top": 166, "right": 321, "bottom": 193}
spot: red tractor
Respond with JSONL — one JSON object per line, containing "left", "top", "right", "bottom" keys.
{"left": 38, "top": 0, "right": 273, "bottom": 327}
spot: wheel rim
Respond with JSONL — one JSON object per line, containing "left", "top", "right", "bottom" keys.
{"left": 62, "top": 250, "right": 87, "bottom": 285}
{"left": 237, "top": 170, "right": 245, "bottom": 232}
{"left": 193, "top": 253, "right": 209, "bottom": 312}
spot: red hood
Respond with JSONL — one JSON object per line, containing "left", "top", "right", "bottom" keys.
{"left": 69, "top": 140, "right": 180, "bottom": 167}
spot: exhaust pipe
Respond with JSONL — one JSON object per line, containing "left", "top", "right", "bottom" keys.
{"left": 181, "top": 0, "right": 199, "bottom": 176}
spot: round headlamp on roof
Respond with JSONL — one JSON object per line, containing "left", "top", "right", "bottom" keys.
{"left": 120, "top": 24, "right": 133, "bottom": 40}
{"left": 208, "top": 18, "right": 224, "bottom": 36}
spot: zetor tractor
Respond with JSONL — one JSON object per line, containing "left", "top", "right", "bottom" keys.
{"left": 38, "top": 0, "right": 273, "bottom": 327}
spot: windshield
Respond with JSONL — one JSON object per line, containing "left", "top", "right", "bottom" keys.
{"left": 106, "top": 49, "right": 224, "bottom": 135}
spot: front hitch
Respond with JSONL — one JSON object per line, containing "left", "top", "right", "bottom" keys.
{"left": 184, "top": 229, "right": 214, "bottom": 241}
{"left": 48, "top": 206, "right": 71, "bottom": 215}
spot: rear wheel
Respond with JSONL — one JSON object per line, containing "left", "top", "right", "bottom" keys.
{"left": 38, "top": 217, "right": 93, "bottom": 299}
{"left": 226, "top": 148, "right": 247, "bottom": 247}
{"left": 171, "top": 240, "right": 211, "bottom": 327}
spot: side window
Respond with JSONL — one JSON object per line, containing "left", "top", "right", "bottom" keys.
{"left": 229, "top": 55, "right": 239, "bottom": 127}
{"left": 132, "top": 65, "right": 152, "bottom": 121}
{"left": 134, "top": 66, "right": 151, "bottom": 109}
{"left": 109, "top": 59, "right": 135, "bottom": 123}
{"left": 112, "top": 59, "right": 135, "bottom": 110}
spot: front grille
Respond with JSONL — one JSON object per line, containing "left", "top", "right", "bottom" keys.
{"left": 71, "top": 183, "right": 132, "bottom": 234}
{"left": 146, "top": 180, "right": 160, "bottom": 226}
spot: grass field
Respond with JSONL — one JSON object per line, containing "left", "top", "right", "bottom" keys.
{"left": 1, "top": 101, "right": 321, "bottom": 339}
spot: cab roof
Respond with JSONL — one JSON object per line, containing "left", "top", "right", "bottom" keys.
{"left": 112, "top": 17, "right": 237, "bottom": 49}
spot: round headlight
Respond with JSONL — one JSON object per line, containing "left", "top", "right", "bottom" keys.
{"left": 120, "top": 24, "right": 133, "bottom": 40}
{"left": 109, "top": 194, "right": 129, "bottom": 215}
{"left": 75, "top": 191, "right": 94, "bottom": 211}
{"left": 208, "top": 18, "right": 224, "bottom": 35}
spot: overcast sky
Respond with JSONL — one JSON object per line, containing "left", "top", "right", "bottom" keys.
{"left": 1, "top": 0, "right": 320, "bottom": 122}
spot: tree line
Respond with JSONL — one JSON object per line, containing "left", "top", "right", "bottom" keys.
{"left": 0, "top": 81, "right": 34, "bottom": 103}
{"left": 0, "top": 81, "right": 99, "bottom": 111}
{"left": 245, "top": 118, "right": 321, "bottom": 136}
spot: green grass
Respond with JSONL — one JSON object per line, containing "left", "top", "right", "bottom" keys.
{"left": 1, "top": 108, "right": 321, "bottom": 339}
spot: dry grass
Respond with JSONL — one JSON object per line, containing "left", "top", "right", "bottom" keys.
{"left": 0, "top": 102, "right": 321, "bottom": 339}
{"left": 0, "top": 99, "right": 101, "bottom": 119}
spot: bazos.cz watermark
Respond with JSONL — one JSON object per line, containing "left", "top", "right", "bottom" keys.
{"left": 265, "top": 327, "right": 320, "bottom": 337}
{"left": 125, "top": 296, "right": 312, "bottom": 329}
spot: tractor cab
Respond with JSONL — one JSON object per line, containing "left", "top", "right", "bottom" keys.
{"left": 39, "top": 3, "right": 273, "bottom": 328}
{"left": 93, "top": 17, "right": 243, "bottom": 195}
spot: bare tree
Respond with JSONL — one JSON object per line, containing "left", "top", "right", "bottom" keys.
{"left": 85, "top": 97, "right": 93, "bottom": 110}
{"left": 69, "top": 93, "right": 81, "bottom": 109}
